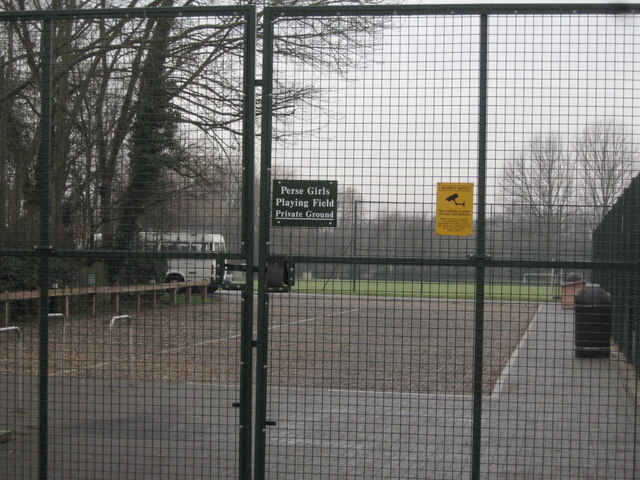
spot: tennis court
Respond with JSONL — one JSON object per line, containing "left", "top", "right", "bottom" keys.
{"left": 1, "top": 293, "right": 535, "bottom": 392}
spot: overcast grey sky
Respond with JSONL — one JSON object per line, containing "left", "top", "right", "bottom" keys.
{"left": 269, "top": 7, "right": 639, "bottom": 215}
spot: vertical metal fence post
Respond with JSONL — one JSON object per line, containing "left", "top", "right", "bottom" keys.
{"left": 239, "top": 7, "right": 256, "bottom": 480}
{"left": 471, "top": 13, "right": 489, "bottom": 480}
{"left": 37, "top": 17, "right": 54, "bottom": 480}
{"left": 254, "top": 8, "right": 276, "bottom": 479}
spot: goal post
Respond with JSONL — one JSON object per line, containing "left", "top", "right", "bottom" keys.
{"left": 522, "top": 273, "right": 556, "bottom": 285}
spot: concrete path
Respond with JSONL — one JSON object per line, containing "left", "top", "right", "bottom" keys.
{"left": 482, "top": 303, "right": 639, "bottom": 479}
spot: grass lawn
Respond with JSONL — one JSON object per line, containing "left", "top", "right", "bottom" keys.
{"left": 290, "top": 279, "right": 558, "bottom": 302}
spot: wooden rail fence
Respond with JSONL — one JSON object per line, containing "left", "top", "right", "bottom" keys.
{"left": 1, "top": 280, "right": 212, "bottom": 326}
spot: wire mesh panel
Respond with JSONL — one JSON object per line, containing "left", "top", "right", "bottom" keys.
{"left": 261, "top": 270, "right": 547, "bottom": 479}
{"left": 0, "top": 7, "right": 254, "bottom": 480}
{"left": 260, "top": 9, "right": 484, "bottom": 479}
{"left": 484, "top": 11, "right": 640, "bottom": 479}
{"left": 259, "top": 5, "right": 640, "bottom": 480}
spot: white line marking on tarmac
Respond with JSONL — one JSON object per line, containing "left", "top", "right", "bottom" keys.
{"left": 74, "top": 308, "right": 360, "bottom": 374}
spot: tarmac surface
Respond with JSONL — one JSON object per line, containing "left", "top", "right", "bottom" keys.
{"left": 1, "top": 302, "right": 638, "bottom": 479}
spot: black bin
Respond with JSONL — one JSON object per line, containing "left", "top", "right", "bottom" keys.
{"left": 574, "top": 284, "right": 611, "bottom": 358}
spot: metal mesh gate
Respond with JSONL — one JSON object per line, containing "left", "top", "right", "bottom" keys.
{"left": 0, "top": 6, "right": 256, "bottom": 480}
{"left": 256, "top": 4, "right": 640, "bottom": 480}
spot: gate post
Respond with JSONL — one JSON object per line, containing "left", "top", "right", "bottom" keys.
{"left": 238, "top": 6, "right": 257, "bottom": 480}
{"left": 471, "top": 13, "right": 489, "bottom": 480}
{"left": 254, "top": 8, "right": 276, "bottom": 479}
{"left": 36, "top": 17, "right": 54, "bottom": 480}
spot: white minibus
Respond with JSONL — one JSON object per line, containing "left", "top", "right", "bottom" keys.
{"left": 140, "top": 231, "right": 231, "bottom": 292}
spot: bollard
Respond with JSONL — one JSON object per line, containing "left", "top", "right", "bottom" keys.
{"left": 1, "top": 326, "right": 23, "bottom": 409}
{"left": 48, "top": 313, "right": 67, "bottom": 375}
{"left": 109, "top": 315, "right": 136, "bottom": 385}
{"left": 561, "top": 272, "right": 585, "bottom": 310}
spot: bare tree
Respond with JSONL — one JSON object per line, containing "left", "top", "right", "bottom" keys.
{"left": 500, "top": 135, "right": 575, "bottom": 260}
{"left": 337, "top": 185, "right": 363, "bottom": 228}
{"left": 0, "top": 0, "right": 387, "bottom": 251}
{"left": 574, "top": 121, "right": 637, "bottom": 224}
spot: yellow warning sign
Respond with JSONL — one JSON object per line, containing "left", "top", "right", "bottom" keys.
{"left": 436, "top": 183, "right": 474, "bottom": 236}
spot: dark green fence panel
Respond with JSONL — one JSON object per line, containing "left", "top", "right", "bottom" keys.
{"left": 594, "top": 175, "right": 640, "bottom": 369}
{"left": 0, "top": 6, "right": 256, "bottom": 480}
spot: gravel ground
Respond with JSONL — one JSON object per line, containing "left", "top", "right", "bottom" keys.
{"left": 0, "top": 293, "right": 537, "bottom": 394}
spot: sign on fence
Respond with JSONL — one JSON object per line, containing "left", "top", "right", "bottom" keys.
{"left": 436, "top": 182, "right": 474, "bottom": 236}
{"left": 272, "top": 180, "right": 338, "bottom": 227}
